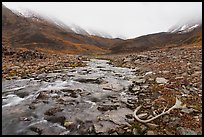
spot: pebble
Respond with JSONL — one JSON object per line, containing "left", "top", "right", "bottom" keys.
{"left": 140, "top": 124, "right": 147, "bottom": 133}
{"left": 143, "top": 98, "right": 151, "bottom": 104}
{"left": 110, "top": 132, "right": 118, "bottom": 135}
{"left": 126, "top": 129, "right": 132, "bottom": 134}
{"left": 146, "top": 123, "right": 159, "bottom": 129}
{"left": 123, "top": 58, "right": 132, "bottom": 62}
{"left": 141, "top": 84, "right": 149, "bottom": 89}
{"left": 146, "top": 130, "right": 155, "bottom": 135}
{"left": 132, "top": 85, "right": 140, "bottom": 91}
{"left": 164, "top": 129, "right": 173, "bottom": 135}
{"left": 134, "top": 79, "right": 146, "bottom": 85}
{"left": 116, "top": 128, "right": 125, "bottom": 135}
{"left": 163, "top": 115, "right": 170, "bottom": 122}
{"left": 145, "top": 71, "right": 152, "bottom": 75}
{"left": 132, "top": 128, "right": 139, "bottom": 135}
{"left": 162, "top": 70, "right": 169, "bottom": 74}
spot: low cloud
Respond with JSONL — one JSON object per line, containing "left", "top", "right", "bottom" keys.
{"left": 3, "top": 2, "right": 202, "bottom": 39}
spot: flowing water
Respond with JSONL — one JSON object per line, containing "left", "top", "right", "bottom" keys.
{"left": 2, "top": 59, "right": 137, "bottom": 135}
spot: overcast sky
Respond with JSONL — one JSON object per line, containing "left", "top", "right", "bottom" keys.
{"left": 3, "top": 2, "right": 202, "bottom": 39}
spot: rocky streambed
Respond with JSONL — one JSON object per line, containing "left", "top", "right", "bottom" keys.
{"left": 2, "top": 59, "right": 141, "bottom": 135}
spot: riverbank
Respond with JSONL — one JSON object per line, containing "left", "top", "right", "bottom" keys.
{"left": 101, "top": 45, "right": 202, "bottom": 135}
{"left": 2, "top": 47, "right": 87, "bottom": 80}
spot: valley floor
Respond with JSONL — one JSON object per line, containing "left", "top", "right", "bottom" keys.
{"left": 2, "top": 45, "right": 202, "bottom": 135}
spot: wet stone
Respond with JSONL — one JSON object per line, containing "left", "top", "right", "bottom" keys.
{"left": 36, "top": 92, "right": 49, "bottom": 100}
{"left": 93, "top": 121, "right": 117, "bottom": 134}
{"left": 17, "top": 130, "right": 39, "bottom": 135}
{"left": 64, "top": 121, "right": 75, "bottom": 129}
{"left": 19, "top": 116, "right": 32, "bottom": 121}
{"left": 29, "top": 126, "right": 42, "bottom": 135}
{"left": 15, "top": 91, "right": 29, "bottom": 98}
{"left": 70, "top": 93, "right": 78, "bottom": 98}
{"left": 28, "top": 104, "right": 36, "bottom": 110}
{"left": 45, "top": 116, "right": 66, "bottom": 125}
{"left": 2, "top": 59, "right": 144, "bottom": 135}
{"left": 97, "top": 103, "right": 119, "bottom": 111}
{"left": 75, "top": 78, "right": 103, "bottom": 84}
{"left": 44, "top": 107, "right": 63, "bottom": 116}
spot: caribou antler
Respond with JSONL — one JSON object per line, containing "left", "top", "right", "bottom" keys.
{"left": 133, "top": 97, "right": 186, "bottom": 123}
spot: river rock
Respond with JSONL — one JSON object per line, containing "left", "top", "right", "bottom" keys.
{"left": 36, "top": 92, "right": 49, "bottom": 100}
{"left": 176, "top": 127, "right": 197, "bottom": 135}
{"left": 146, "top": 123, "right": 159, "bottom": 129}
{"left": 168, "top": 117, "right": 180, "bottom": 127}
{"left": 110, "top": 132, "right": 118, "bottom": 135}
{"left": 75, "top": 78, "right": 103, "bottom": 84}
{"left": 64, "top": 121, "right": 75, "bottom": 129}
{"left": 140, "top": 124, "right": 147, "bottom": 133}
{"left": 45, "top": 116, "right": 66, "bottom": 125}
{"left": 15, "top": 90, "right": 29, "bottom": 98}
{"left": 123, "top": 58, "right": 132, "bottom": 62}
{"left": 18, "top": 130, "right": 39, "bottom": 135}
{"left": 97, "top": 103, "right": 119, "bottom": 111}
{"left": 133, "top": 77, "right": 146, "bottom": 85}
{"left": 155, "top": 77, "right": 168, "bottom": 84}
{"left": 98, "top": 108, "right": 133, "bottom": 126}
{"left": 132, "top": 85, "right": 140, "bottom": 91}
{"left": 146, "top": 130, "right": 155, "bottom": 135}
{"left": 132, "top": 128, "right": 139, "bottom": 135}
{"left": 116, "top": 128, "right": 125, "bottom": 135}
{"left": 181, "top": 108, "right": 194, "bottom": 114}
{"left": 93, "top": 121, "right": 117, "bottom": 134}
{"left": 141, "top": 84, "right": 149, "bottom": 89}
{"left": 162, "top": 70, "right": 169, "bottom": 74}
{"left": 163, "top": 115, "right": 170, "bottom": 122}
{"left": 44, "top": 107, "right": 63, "bottom": 116}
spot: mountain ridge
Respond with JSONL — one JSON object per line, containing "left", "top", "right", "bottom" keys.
{"left": 2, "top": 4, "right": 202, "bottom": 55}
{"left": 2, "top": 4, "right": 124, "bottom": 55}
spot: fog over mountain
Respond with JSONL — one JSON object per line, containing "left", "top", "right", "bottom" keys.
{"left": 3, "top": 2, "right": 202, "bottom": 39}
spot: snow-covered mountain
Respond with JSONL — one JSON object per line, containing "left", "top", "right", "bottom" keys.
{"left": 86, "top": 29, "right": 113, "bottom": 39}
{"left": 69, "top": 24, "right": 90, "bottom": 36}
{"left": 11, "top": 8, "right": 115, "bottom": 39}
{"left": 168, "top": 22, "right": 202, "bottom": 34}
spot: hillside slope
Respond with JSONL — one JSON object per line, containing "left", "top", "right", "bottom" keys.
{"left": 110, "top": 25, "right": 202, "bottom": 54}
{"left": 2, "top": 4, "right": 123, "bottom": 55}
